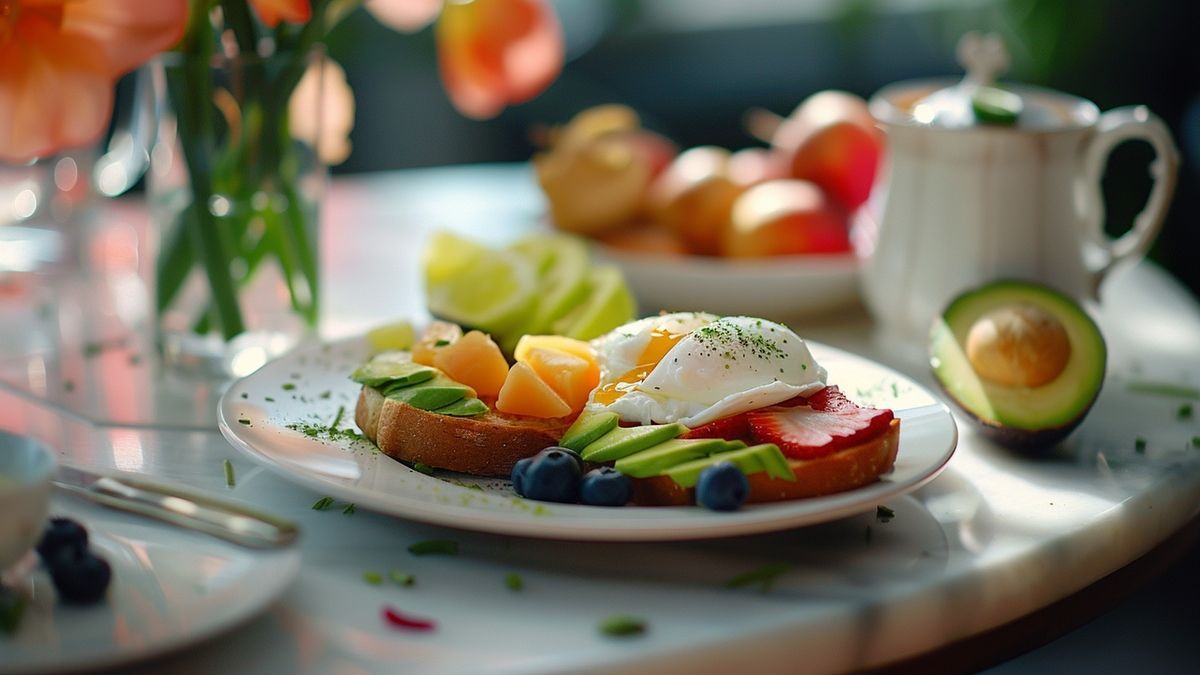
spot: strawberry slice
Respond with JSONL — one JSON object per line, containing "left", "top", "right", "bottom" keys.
{"left": 681, "top": 412, "right": 751, "bottom": 441}
{"left": 747, "top": 386, "right": 894, "bottom": 459}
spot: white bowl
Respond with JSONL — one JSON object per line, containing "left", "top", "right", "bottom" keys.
{"left": 593, "top": 244, "right": 861, "bottom": 321}
{"left": 0, "top": 430, "right": 56, "bottom": 570}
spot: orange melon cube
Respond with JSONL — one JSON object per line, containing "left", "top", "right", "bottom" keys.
{"left": 521, "top": 347, "right": 599, "bottom": 413}
{"left": 513, "top": 335, "right": 597, "bottom": 368}
{"left": 432, "top": 330, "right": 509, "bottom": 398}
{"left": 496, "top": 362, "right": 572, "bottom": 418}
{"left": 412, "top": 321, "right": 463, "bottom": 366}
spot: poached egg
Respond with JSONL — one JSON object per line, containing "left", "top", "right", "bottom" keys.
{"left": 587, "top": 313, "right": 827, "bottom": 427}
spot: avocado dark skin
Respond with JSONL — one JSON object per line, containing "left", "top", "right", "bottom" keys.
{"left": 929, "top": 280, "right": 1107, "bottom": 452}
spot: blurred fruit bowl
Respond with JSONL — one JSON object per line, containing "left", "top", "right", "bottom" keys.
{"left": 591, "top": 243, "right": 859, "bottom": 320}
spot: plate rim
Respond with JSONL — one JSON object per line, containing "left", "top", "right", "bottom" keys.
{"left": 219, "top": 336, "right": 957, "bottom": 542}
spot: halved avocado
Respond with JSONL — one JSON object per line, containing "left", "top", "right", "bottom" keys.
{"left": 929, "top": 280, "right": 1106, "bottom": 450}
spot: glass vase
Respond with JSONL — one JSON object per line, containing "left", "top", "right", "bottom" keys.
{"left": 146, "top": 49, "right": 326, "bottom": 377}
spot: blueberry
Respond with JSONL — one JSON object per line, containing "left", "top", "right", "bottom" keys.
{"left": 511, "top": 457, "right": 534, "bottom": 496}
{"left": 544, "top": 446, "right": 583, "bottom": 470}
{"left": 48, "top": 550, "right": 112, "bottom": 605}
{"left": 36, "top": 518, "right": 88, "bottom": 563}
{"left": 580, "top": 468, "right": 633, "bottom": 507}
{"left": 522, "top": 448, "right": 582, "bottom": 503}
{"left": 696, "top": 463, "right": 749, "bottom": 511}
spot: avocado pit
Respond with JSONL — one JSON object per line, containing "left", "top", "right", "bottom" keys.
{"left": 965, "top": 304, "right": 1070, "bottom": 388}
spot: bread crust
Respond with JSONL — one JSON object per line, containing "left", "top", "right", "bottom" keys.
{"left": 355, "top": 387, "right": 573, "bottom": 477}
{"left": 629, "top": 418, "right": 901, "bottom": 506}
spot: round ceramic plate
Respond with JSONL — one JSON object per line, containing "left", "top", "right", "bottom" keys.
{"left": 0, "top": 498, "right": 300, "bottom": 674}
{"left": 592, "top": 244, "right": 861, "bottom": 319}
{"left": 218, "top": 335, "right": 956, "bottom": 542}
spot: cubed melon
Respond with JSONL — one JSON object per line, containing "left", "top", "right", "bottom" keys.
{"left": 412, "top": 321, "right": 463, "bottom": 366}
{"left": 522, "top": 347, "right": 599, "bottom": 413}
{"left": 496, "top": 362, "right": 572, "bottom": 418}
{"left": 432, "top": 330, "right": 509, "bottom": 398}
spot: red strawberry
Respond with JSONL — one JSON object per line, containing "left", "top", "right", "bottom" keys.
{"left": 681, "top": 412, "right": 751, "bottom": 441}
{"left": 747, "top": 387, "right": 894, "bottom": 459}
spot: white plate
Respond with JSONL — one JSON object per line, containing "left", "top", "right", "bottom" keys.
{"left": 219, "top": 335, "right": 956, "bottom": 542}
{"left": 0, "top": 497, "right": 300, "bottom": 674}
{"left": 592, "top": 244, "right": 861, "bottom": 319}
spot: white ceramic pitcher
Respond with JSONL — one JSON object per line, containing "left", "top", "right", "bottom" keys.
{"left": 860, "top": 35, "right": 1180, "bottom": 340}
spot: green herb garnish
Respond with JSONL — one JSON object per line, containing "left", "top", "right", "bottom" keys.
{"left": 1178, "top": 404, "right": 1194, "bottom": 419}
{"left": 223, "top": 459, "right": 236, "bottom": 487}
{"left": 342, "top": 503, "right": 356, "bottom": 515}
{"left": 412, "top": 462, "right": 435, "bottom": 476}
{"left": 363, "top": 571, "right": 383, "bottom": 585}
{"left": 282, "top": 383, "right": 296, "bottom": 391}
{"left": 599, "top": 615, "right": 646, "bottom": 637}
{"left": 1128, "top": 381, "right": 1200, "bottom": 399}
{"left": 505, "top": 573, "right": 524, "bottom": 591}
{"left": 1135, "top": 437, "right": 1147, "bottom": 453}
{"left": 434, "top": 339, "right": 451, "bottom": 347}
{"left": 330, "top": 405, "right": 345, "bottom": 430}
{"left": 408, "top": 540, "right": 458, "bottom": 556}
{"left": 876, "top": 505, "right": 895, "bottom": 523}
{"left": 390, "top": 570, "right": 415, "bottom": 586}
{"left": 238, "top": 418, "right": 251, "bottom": 426}
{"left": 312, "top": 497, "right": 335, "bottom": 511}
{"left": 723, "top": 562, "right": 791, "bottom": 592}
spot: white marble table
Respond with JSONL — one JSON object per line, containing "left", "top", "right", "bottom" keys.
{"left": 1, "top": 164, "right": 1198, "bottom": 673}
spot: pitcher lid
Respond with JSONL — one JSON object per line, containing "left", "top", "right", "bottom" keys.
{"left": 870, "top": 32, "right": 1099, "bottom": 132}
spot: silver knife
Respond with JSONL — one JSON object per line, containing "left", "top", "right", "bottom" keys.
{"left": 53, "top": 465, "right": 299, "bottom": 549}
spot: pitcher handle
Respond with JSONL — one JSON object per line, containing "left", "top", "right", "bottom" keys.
{"left": 1078, "top": 105, "right": 1179, "bottom": 296}
{"left": 93, "top": 65, "right": 158, "bottom": 197}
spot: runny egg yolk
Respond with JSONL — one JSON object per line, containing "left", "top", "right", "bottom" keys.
{"left": 593, "top": 327, "right": 686, "bottom": 405}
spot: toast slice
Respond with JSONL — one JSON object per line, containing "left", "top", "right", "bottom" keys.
{"left": 629, "top": 418, "right": 900, "bottom": 505}
{"left": 355, "top": 386, "right": 574, "bottom": 477}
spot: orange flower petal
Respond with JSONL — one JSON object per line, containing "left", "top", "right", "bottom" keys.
{"left": 435, "top": 0, "right": 562, "bottom": 119}
{"left": 250, "top": 0, "right": 312, "bottom": 28}
{"left": 60, "top": 0, "right": 187, "bottom": 74}
{"left": 365, "top": 0, "right": 443, "bottom": 33}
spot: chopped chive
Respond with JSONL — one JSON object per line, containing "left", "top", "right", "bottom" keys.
{"left": 342, "top": 503, "right": 357, "bottom": 515}
{"left": 1127, "top": 381, "right": 1200, "bottom": 399}
{"left": 282, "top": 383, "right": 296, "bottom": 391}
{"left": 412, "top": 462, "right": 435, "bottom": 476}
{"left": 408, "top": 540, "right": 458, "bottom": 556}
{"left": 319, "top": 390, "right": 332, "bottom": 399}
{"left": 237, "top": 418, "right": 251, "bottom": 426}
{"left": 265, "top": 397, "right": 275, "bottom": 402}
{"left": 330, "top": 405, "right": 346, "bottom": 430}
{"left": 223, "top": 460, "right": 236, "bottom": 487}
{"left": 240, "top": 392, "right": 248, "bottom": 399}
{"left": 1178, "top": 404, "right": 1194, "bottom": 419}
{"left": 434, "top": 339, "right": 450, "bottom": 347}
{"left": 505, "top": 573, "right": 524, "bottom": 591}
{"left": 723, "top": 562, "right": 791, "bottom": 592}
{"left": 312, "top": 497, "right": 335, "bottom": 511}
{"left": 363, "top": 571, "right": 383, "bottom": 585}
{"left": 390, "top": 570, "right": 415, "bottom": 586}
{"left": 599, "top": 615, "right": 646, "bottom": 637}
{"left": 1135, "top": 437, "right": 1147, "bottom": 453}
{"left": 876, "top": 505, "right": 895, "bottom": 523}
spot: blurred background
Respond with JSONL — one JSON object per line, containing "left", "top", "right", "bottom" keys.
{"left": 321, "top": 0, "right": 1198, "bottom": 299}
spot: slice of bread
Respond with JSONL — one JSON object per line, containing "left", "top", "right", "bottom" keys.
{"left": 629, "top": 419, "right": 901, "bottom": 506}
{"left": 355, "top": 386, "right": 573, "bottom": 477}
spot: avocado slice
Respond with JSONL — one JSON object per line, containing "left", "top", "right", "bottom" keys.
{"left": 930, "top": 280, "right": 1106, "bottom": 449}
{"left": 386, "top": 375, "right": 473, "bottom": 411}
{"left": 560, "top": 411, "right": 621, "bottom": 452}
{"left": 665, "top": 444, "right": 791, "bottom": 488}
{"left": 613, "top": 438, "right": 731, "bottom": 478}
{"left": 580, "top": 423, "right": 687, "bottom": 463}
{"left": 352, "top": 357, "right": 436, "bottom": 388}
{"left": 433, "top": 397, "right": 489, "bottom": 417}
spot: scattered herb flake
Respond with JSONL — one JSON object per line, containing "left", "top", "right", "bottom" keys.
{"left": 281, "top": 383, "right": 296, "bottom": 391}
{"left": 1127, "top": 381, "right": 1200, "bottom": 399}
{"left": 223, "top": 459, "right": 236, "bottom": 487}
{"left": 1192, "top": 436, "right": 1200, "bottom": 448}
{"left": 1178, "top": 404, "right": 1194, "bottom": 419}
{"left": 342, "top": 503, "right": 357, "bottom": 515}
{"left": 723, "top": 562, "right": 791, "bottom": 592}
{"left": 311, "top": 497, "right": 335, "bottom": 511}
{"left": 238, "top": 418, "right": 251, "bottom": 426}
{"left": 408, "top": 540, "right": 458, "bottom": 556}
{"left": 390, "top": 571, "right": 415, "bottom": 587}
{"left": 83, "top": 342, "right": 104, "bottom": 358}
{"left": 876, "top": 505, "right": 895, "bottom": 523}
{"left": 412, "top": 462, "right": 435, "bottom": 476}
{"left": 319, "top": 390, "right": 332, "bottom": 400}
{"left": 330, "top": 405, "right": 346, "bottom": 431}
{"left": 505, "top": 573, "right": 524, "bottom": 591}
{"left": 240, "top": 392, "right": 248, "bottom": 399}
{"left": 434, "top": 339, "right": 450, "bottom": 347}
{"left": 1135, "top": 437, "right": 1147, "bottom": 453}
{"left": 363, "top": 571, "right": 383, "bottom": 585}
{"left": 382, "top": 605, "right": 436, "bottom": 631}
{"left": 599, "top": 615, "right": 646, "bottom": 637}
{"left": 265, "top": 397, "right": 275, "bottom": 402}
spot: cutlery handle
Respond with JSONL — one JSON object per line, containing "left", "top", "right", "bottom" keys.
{"left": 78, "top": 477, "right": 299, "bottom": 549}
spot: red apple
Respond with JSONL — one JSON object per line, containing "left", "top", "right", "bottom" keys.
{"left": 649, "top": 146, "right": 744, "bottom": 255}
{"left": 721, "top": 179, "right": 851, "bottom": 257}
{"left": 771, "top": 91, "right": 883, "bottom": 211}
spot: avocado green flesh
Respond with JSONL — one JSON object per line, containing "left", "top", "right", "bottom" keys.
{"left": 930, "top": 281, "right": 1106, "bottom": 431}
{"left": 580, "top": 423, "right": 687, "bottom": 462}
{"left": 434, "top": 397, "right": 490, "bottom": 417}
{"left": 559, "top": 411, "right": 620, "bottom": 452}
{"left": 614, "top": 438, "right": 732, "bottom": 478}
{"left": 665, "top": 444, "right": 789, "bottom": 488}
{"left": 351, "top": 357, "right": 436, "bottom": 388}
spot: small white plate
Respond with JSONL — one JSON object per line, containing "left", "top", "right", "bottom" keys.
{"left": 592, "top": 244, "right": 861, "bottom": 319}
{"left": 219, "top": 336, "right": 956, "bottom": 542}
{"left": 0, "top": 498, "right": 300, "bottom": 674}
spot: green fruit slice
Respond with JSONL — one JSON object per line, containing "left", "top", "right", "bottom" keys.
{"left": 385, "top": 375, "right": 472, "bottom": 411}
{"left": 552, "top": 265, "right": 636, "bottom": 341}
{"left": 614, "top": 438, "right": 728, "bottom": 478}
{"left": 434, "top": 397, "right": 489, "bottom": 417}
{"left": 580, "top": 423, "right": 687, "bottom": 463}
{"left": 424, "top": 232, "right": 537, "bottom": 335}
{"left": 665, "top": 444, "right": 789, "bottom": 488}
{"left": 504, "top": 235, "right": 592, "bottom": 351}
{"left": 351, "top": 359, "right": 436, "bottom": 388}
{"left": 560, "top": 410, "right": 620, "bottom": 452}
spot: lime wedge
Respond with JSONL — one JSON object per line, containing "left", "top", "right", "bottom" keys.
{"left": 423, "top": 232, "right": 537, "bottom": 335}
{"left": 504, "top": 235, "right": 592, "bottom": 350}
{"left": 552, "top": 264, "right": 636, "bottom": 340}
{"left": 971, "top": 86, "right": 1023, "bottom": 126}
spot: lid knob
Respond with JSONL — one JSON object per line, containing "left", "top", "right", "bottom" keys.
{"left": 957, "top": 31, "right": 1010, "bottom": 87}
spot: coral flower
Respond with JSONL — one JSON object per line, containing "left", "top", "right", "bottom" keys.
{"left": 289, "top": 55, "right": 355, "bottom": 165}
{"left": 0, "top": 0, "right": 187, "bottom": 162}
{"left": 434, "top": 0, "right": 563, "bottom": 119}
{"left": 250, "top": 0, "right": 311, "bottom": 28}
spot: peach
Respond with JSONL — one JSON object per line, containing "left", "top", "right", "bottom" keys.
{"left": 599, "top": 225, "right": 689, "bottom": 257}
{"left": 770, "top": 91, "right": 883, "bottom": 211}
{"left": 721, "top": 179, "right": 851, "bottom": 257}
{"left": 648, "top": 146, "right": 744, "bottom": 255}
